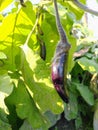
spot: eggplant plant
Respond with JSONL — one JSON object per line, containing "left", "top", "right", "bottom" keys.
{"left": 0, "top": 0, "right": 98, "bottom": 130}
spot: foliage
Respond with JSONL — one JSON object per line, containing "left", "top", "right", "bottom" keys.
{"left": 0, "top": 0, "right": 98, "bottom": 130}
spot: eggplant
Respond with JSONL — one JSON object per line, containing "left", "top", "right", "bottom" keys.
{"left": 51, "top": 53, "right": 68, "bottom": 103}
{"left": 37, "top": 35, "right": 46, "bottom": 61}
{"left": 40, "top": 42, "right": 46, "bottom": 61}
{"left": 52, "top": 0, "right": 71, "bottom": 103}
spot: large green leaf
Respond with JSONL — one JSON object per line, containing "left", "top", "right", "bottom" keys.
{"left": 0, "top": 1, "right": 36, "bottom": 50}
{"left": 0, "top": 1, "right": 36, "bottom": 71}
{"left": 5, "top": 79, "right": 49, "bottom": 129}
{"left": 21, "top": 44, "right": 64, "bottom": 114}
{"left": 13, "top": 1, "right": 36, "bottom": 46}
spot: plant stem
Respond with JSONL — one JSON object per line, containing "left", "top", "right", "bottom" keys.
{"left": 25, "top": 18, "right": 38, "bottom": 45}
{"left": 72, "top": 0, "right": 98, "bottom": 16}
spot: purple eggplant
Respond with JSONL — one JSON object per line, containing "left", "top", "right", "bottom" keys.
{"left": 51, "top": 53, "right": 68, "bottom": 103}
{"left": 51, "top": 0, "right": 71, "bottom": 103}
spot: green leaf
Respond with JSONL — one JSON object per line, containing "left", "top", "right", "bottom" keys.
{"left": 0, "top": 73, "right": 13, "bottom": 112}
{"left": 41, "top": 9, "right": 59, "bottom": 63}
{"left": 77, "top": 57, "right": 98, "bottom": 74}
{"left": 0, "top": 1, "right": 36, "bottom": 50}
{"left": 68, "top": 36, "right": 76, "bottom": 72}
{"left": 0, "top": 52, "right": 7, "bottom": 59}
{"left": 0, "top": 14, "right": 4, "bottom": 22}
{"left": 44, "top": 111, "right": 60, "bottom": 127}
{"left": 0, "top": 108, "right": 9, "bottom": 124}
{"left": 64, "top": 92, "right": 78, "bottom": 120}
{"left": 19, "top": 120, "right": 33, "bottom": 130}
{"left": 5, "top": 79, "right": 49, "bottom": 129}
{"left": 0, "top": 0, "right": 13, "bottom": 12}
{"left": 0, "top": 73, "right": 13, "bottom": 129}
{"left": 76, "top": 84, "right": 94, "bottom": 105}
{"left": 59, "top": 0, "right": 86, "bottom": 20}
{"left": 1, "top": 46, "right": 21, "bottom": 71}
{"left": 0, "top": 108, "right": 12, "bottom": 130}
{"left": 0, "top": 74, "right": 13, "bottom": 95}
{"left": 75, "top": 114, "right": 82, "bottom": 130}
{"left": 19, "top": 119, "right": 47, "bottom": 130}
{"left": 21, "top": 44, "right": 64, "bottom": 114}
{"left": 0, "top": 13, "right": 16, "bottom": 46}
{"left": 0, "top": 118, "right": 12, "bottom": 130}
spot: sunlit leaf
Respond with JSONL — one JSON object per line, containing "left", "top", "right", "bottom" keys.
{"left": 59, "top": 0, "right": 85, "bottom": 20}
{"left": 0, "top": 52, "right": 7, "bottom": 59}
{"left": 77, "top": 57, "right": 98, "bottom": 74}
{"left": 0, "top": 14, "right": 4, "bottom": 22}
{"left": 0, "top": 73, "right": 13, "bottom": 111}
{"left": 0, "top": 13, "right": 16, "bottom": 45}
{"left": 21, "top": 44, "right": 64, "bottom": 114}
{"left": 0, "top": 0, "right": 13, "bottom": 12}
{"left": 0, "top": 1, "right": 36, "bottom": 50}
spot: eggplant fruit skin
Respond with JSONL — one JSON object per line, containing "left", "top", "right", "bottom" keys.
{"left": 51, "top": 53, "right": 68, "bottom": 103}
{"left": 40, "top": 42, "right": 46, "bottom": 61}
